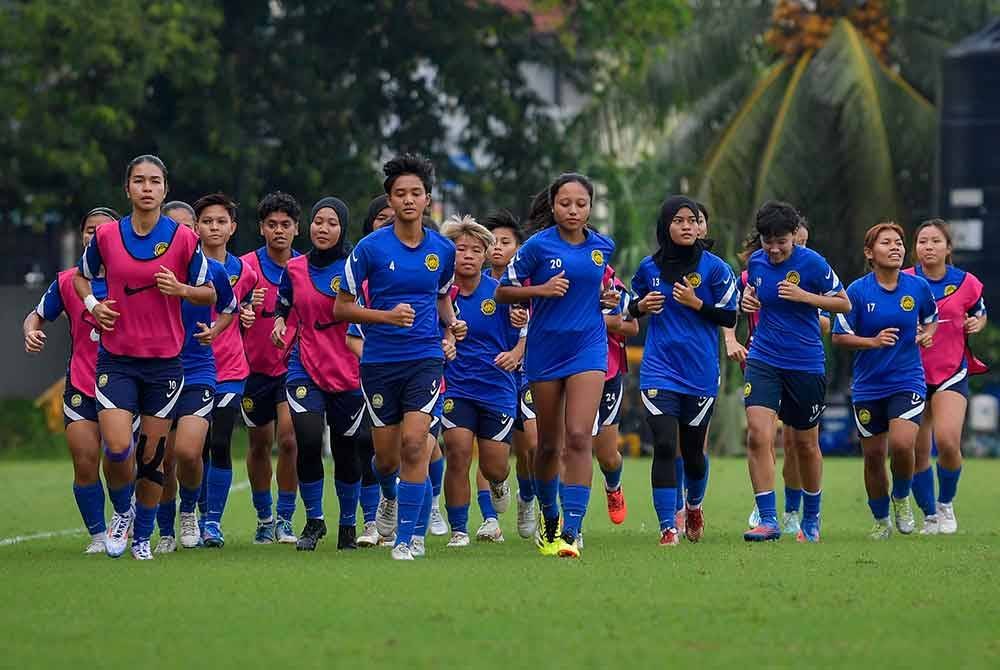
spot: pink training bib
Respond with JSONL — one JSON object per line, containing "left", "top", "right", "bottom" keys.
{"left": 212, "top": 255, "right": 259, "bottom": 383}
{"left": 57, "top": 268, "right": 100, "bottom": 395}
{"left": 242, "top": 250, "right": 297, "bottom": 377}
{"left": 604, "top": 265, "right": 628, "bottom": 381}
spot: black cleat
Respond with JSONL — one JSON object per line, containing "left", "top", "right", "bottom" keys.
{"left": 296, "top": 518, "right": 327, "bottom": 551}
{"left": 337, "top": 524, "right": 358, "bottom": 550}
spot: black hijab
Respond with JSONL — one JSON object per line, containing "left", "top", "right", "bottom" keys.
{"left": 363, "top": 195, "right": 390, "bottom": 236}
{"left": 653, "top": 195, "right": 708, "bottom": 285}
{"left": 308, "top": 196, "right": 350, "bottom": 268}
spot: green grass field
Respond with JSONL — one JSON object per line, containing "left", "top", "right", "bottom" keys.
{"left": 3, "top": 456, "right": 999, "bottom": 669}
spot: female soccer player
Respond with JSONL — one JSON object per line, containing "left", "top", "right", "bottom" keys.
{"left": 272, "top": 196, "right": 364, "bottom": 551}
{"left": 740, "top": 200, "right": 850, "bottom": 543}
{"left": 241, "top": 192, "right": 302, "bottom": 544}
{"left": 24, "top": 206, "right": 118, "bottom": 554}
{"left": 833, "top": 222, "right": 937, "bottom": 539}
{"left": 335, "top": 154, "right": 463, "bottom": 561}
{"left": 906, "top": 219, "right": 988, "bottom": 534}
{"left": 74, "top": 155, "right": 217, "bottom": 560}
{"left": 496, "top": 173, "right": 616, "bottom": 558}
{"left": 628, "top": 196, "right": 737, "bottom": 545}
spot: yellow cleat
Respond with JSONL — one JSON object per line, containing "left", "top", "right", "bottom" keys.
{"left": 534, "top": 514, "right": 562, "bottom": 556}
{"left": 556, "top": 536, "right": 581, "bottom": 559}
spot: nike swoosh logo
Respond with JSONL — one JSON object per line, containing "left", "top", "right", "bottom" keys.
{"left": 825, "top": 270, "right": 832, "bottom": 279}
{"left": 260, "top": 309, "right": 277, "bottom": 319}
{"left": 314, "top": 320, "right": 339, "bottom": 331}
{"left": 166, "top": 389, "right": 178, "bottom": 399}
{"left": 124, "top": 283, "right": 156, "bottom": 296}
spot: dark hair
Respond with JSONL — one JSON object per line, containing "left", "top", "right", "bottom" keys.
{"left": 482, "top": 209, "right": 525, "bottom": 243}
{"left": 257, "top": 191, "right": 301, "bottom": 224}
{"left": 696, "top": 201, "right": 710, "bottom": 223}
{"left": 864, "top": 221, "right": 906, "bottom": 269}
{"left": 383, "top": 153, "right": 435, "bottom": 194}
{"left": 80, "top": 206, "right": 120, "bottom": 231}
{"left": 124, "top": 154, "right": 168, "bottom": 185}
{"left": 547, "top": 172, "right": 594, "bottom": 208}
{"left": 527, "top": 190, "right": 552, "bottom": 233}
{"left": 363, "top": 195, "right": 391, "bottom": 236}
{"left": 194, "top": 192, "right": 238, "bottom": 223}
{"left": 755, "top": 200, "right": 801, "bottom": 239}
{"left": 737, "top": 231, "right": 762, "bottom": 265}
{"left": 914, "top": 217, "right": 953, "bottom": 264}
{"left": 163, "top": 201, "right": 195, "bottom": 220}
{"left": 796, "top": 215, "right": 809, "bottom": 231}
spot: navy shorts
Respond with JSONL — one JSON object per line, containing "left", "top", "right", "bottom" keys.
{"left": 640, "top": 388, "right": 716, "bottom": 428}
{"left": 441, "top": 396, "right": 515, "bottom": 444}
{"left": 853, "top": 392, "right": 925, "bottom": 438}
{"left": 214, "top": 380, "right": 244, "bottom": 414}
{"left": 173, "top": 384, "right": 215, "bottom": 426}
{"left": 429, "top": 393, "right": 445, "bottom": 440}
{"left": 95, "top": 352, "right": 184, "bottom": 419}
{"left": 242, "top": 372, "right": 286, "bottom": 427}
{"left": 63, "top": 380, "right": 97, "bottom": 426}
{"left": 927, "top": 366, "right": 970, "bottom": 399}
{"left": 744, "top": 360, "right": 827, "bottom": 430}
{"left": 594, "top": 374, "right": 625, "bottom": 435}
{"left": 285, "top": 377, "right": 365, "bottom": 437}
{"left": 360, "top": 358, "right": 443, "bottom": 427}
{"left": 514, "top": 383, "right": 536, "bottom": 432}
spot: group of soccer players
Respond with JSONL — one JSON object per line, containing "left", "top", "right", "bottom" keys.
{"left": 22, "top": 152, "right": 987, "bottom": 560}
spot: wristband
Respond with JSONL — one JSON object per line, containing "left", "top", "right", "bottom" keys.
{"left": 84, "top": 295, "right": 99, "bottom": 313}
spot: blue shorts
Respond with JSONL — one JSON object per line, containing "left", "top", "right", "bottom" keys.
{"left": 441, "top": 396, "right": 515, "bottom": 444}
{"left": 214, "top": 380, "right": 244, "bottom": 414}
{"left": 286, "top": 377, "right": 365, "bottom": 437}
{"left": 173, "top": 384, "right": 215, "bottom": 424}
{"left": 853, "top": 392, "right": 925, "bottom": 438}
{"left": 640, "top": 388, "right": 716, "bottom": 428}
{"left": 594, "top": 374, "right": 625, "bottom": 435}
{"left": 744, "top": 360, "right": 827, "bottom": 430}
{"left": 242, "top": 372, "right": 286, "bottom": 427}
{"left": 514, "top": 383, "right": 536, "bottom": 432}
{"left": 95, "top": 352, "right": 184, "bottom": 419}
{"left": 63, "top": 380, "right": 97, "bottom": 426}
{"left": 429, "top": 393, "right": 444, "bottom": 440}
{"left": 360, "top": 358, "right": 443, "bottom": 427}
{"left": 927, "top": 366, "right": 969, "bottom": 399}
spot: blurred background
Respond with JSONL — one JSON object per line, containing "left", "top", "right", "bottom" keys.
{"left": 3, "top": 0, "right": 999, "bottom": 456}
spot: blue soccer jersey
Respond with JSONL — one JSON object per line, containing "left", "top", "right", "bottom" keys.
{"left": 834, "top": 272, "right": 937, "bottom": 401}
{"left": 342, "top": 226, "right": 455, "bottom": 364}
{"left": 180, "top": 258, "right": 237, "bottom": 387}
{"left": 79, "top": 216, "right": 208, "bottom": 285}
{"left": 746, "top": 246, "right": 843, "bottom": 374}
{"left": 632, "top": 252, "right": 738, "bottom": 396}
{"left": 445, "top": 275, "right": 520, "bottom": 416}
{"left": 502, "top": 225, "right": 615, "bottom": 382}
{"left": 37, "top": 278, "right": 108, "bottom": 320}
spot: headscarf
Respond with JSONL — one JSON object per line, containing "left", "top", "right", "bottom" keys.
{"left": 308, "top": 196, "right": 350, "bottom": 267}
{"left": 653, "top": 195, "right": 708, "bottom": 286}
{"left": 363, "top": 195, "right": 390, "bottom": 236}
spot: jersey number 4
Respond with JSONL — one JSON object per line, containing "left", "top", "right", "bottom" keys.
{"left": 389, "top": 261, "right": 396, "bottom": 271}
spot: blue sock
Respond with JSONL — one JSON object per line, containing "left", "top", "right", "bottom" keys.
{"left": 276, "top": 489, "right": 296, "bottom": 521}
{"left": 891, "top": 475, "right": 912, "bottom": 501}
{"left": 298, "top": 480, "right": 323, "bottom": 520}
{"left": 73, "top": 482, "right": 107, "bottom": 535}
{"left": 755, "top": 490, "right": 778, "bottom": 525}
{"left": 360, "top": 484, "right": 380, "bottom": 523}
{"left": 198, "top": 472, "right": 208, "bottom": 518}
{"left": 413, "top": 478, "right": 433, "bottom": 538}
{"left": 179, "top": 485, "right": 200, "bottom": 514}
{"left": 937, "top": 463, "right": 961, "bottom": 504}
{"left": 447, "top": 504, "right": 469, "bottom": 533}
{"left": 133, "top": 502, "right": 157, "bottom": 544}
{"left": 205, "top": 466, "right": 232, "bottom": 525}
{"left": 108, "top": 484, "right": 132, "bottom": 515}
{"left": 912, "top": 466, "right": 936, "bottom": 515}
{"left": 560, "top": 484, "right": 590, "bottom": 539}
{"left": 395, "top": 480, "right": 425, "bottom": 546}
{"left": 602, "top": 463, "right": 623, "bottom": 491}
{"left": 477, "top": 489, "right": 497, "bottom": 521}
{"left": 674, "top": 457, "right": 686, "bottom": 509}
{"left": 686, "top": 457, "right": 709, "bottom": 507}
{"left": 868, "top": 495, "right": 890, "bottom": 520}
{"left": 535, "top": 476, "right": 560, "bottom": 523}
{"left": 372, "top": 456, "right": 398, "bottom": 501}
{"left": 156, "top": 500, "right": 176, "bottom": 537}
{"left": 652, "top": 487, "right": 677, "bottom": 531}
{"left": 785, "top": 487, "right": 803, "bottom": 514}
{"left": 428, "top": 457, "right": 444, "bottom": 498}
{"left": 335, "top": 480, "right": 360, "bottom": 526}
{"left": 802, "top": 489, "right": 821, "bottom": 521}
{"left": 252, "top": 489, "right": 273, "bottom": 521}
{"left": 517, "top": 475, "right": 535, "bottom": 502}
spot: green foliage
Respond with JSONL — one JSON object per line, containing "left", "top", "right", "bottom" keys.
{"left": 0, "top": 399, "right": 64, "bottom": 458}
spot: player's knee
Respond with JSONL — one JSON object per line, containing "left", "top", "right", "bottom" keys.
{"left": 564, "top": 427, "right": 591, "bottom": 454}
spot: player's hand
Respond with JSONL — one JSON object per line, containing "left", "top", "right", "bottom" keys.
{"left": 155, "top": 265, "right": 188, "bottom": 297}
{"left": 964, "top": 315, "right": 986, "bottom": 335}
{"left": 672, "top": 278, "right": 702, "bottom": 310}
{"left": 638, "top": 290, "right": 665, "bottom": 315}
{"left": 441, "top": 337, "right": 457, "bottom": 361}
{"left": 510, "top": 306, "right": 528, "bottom": 329}
{"left": 915, "top": 326, "right": 934, "bottom": 348}
{"left": 777, "top": 280, "right": 809, "bottom": 303}
{"left": 600, "top": 283, "right": 621, "bottom": 310}
{"left": 239, "top": 305, "right": 256, "bottom": 329}
{"left": 540, "top": 271, "right": 569, "bottom": 298}
{"left": 251, "top": 287, "right": 267, "bottom": 308}
{"left": 92, "top": 299, "right": 120, "bottom": 331}
{"left": 873, "top": 327, "right": 900, "bottom": 348}
{"left": 386, "top": 303, "right": 415, "bottom": 327}
{"left": 24, "top": 329, "right": 46, "bottom": 353}
{"left": 741, "top": 286, "right": 760, "bottom": 313}
{"left": 271, "top": 316, "right": 287, "bottom": 348}
{"left": 725, "top": 337, "right": 748, "bottom": 364}
{"left": 494, "top": 350, "right": 521, "bottom": 372}
{"left": 194, "top": 321, "right": 215, "bottom": 346}
{"left": 449, "top": 319, "right": 468, "bottom": 341}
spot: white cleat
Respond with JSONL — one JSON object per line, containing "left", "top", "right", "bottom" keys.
{"left": 781, "top": 511, "right": 801, "bottom": 536}
{"left": 410, "top": 536, "right": 426, "bottom": 558}
{"left": 154, "top": 535, "right": 177, "bottom": 554}
{"left": 892, "top": 496, "right": 916, "bottom": 535}
{"left": 516, "top": 496, "right": 537, "bottom": 539}
{"left": 577, "top": 531, "right": 584, "bottom": 549}
{"left": 131, "top": 539, "right": 154, "bottom": 560}
{"left": 920, "top": 514, "right": 940, "bottom": 535}
{"left": 490, "top": 480, "right": 512, "bottom": 516}
{"left": 179, "top": 512, "right": 201, "bottom": 549}
{"left": 377, "top": 534, "right": 396, "bottom": 548}
{"left": 391, "top": 542, "right": 414, "bottom": 561}
{"left": 429, "top": 497, "right": 449, "bottom": 536}
{"left": 869, "top": 518, "right": 892, "bottom": 540}
{"left": 748, "top": 504, "right": 761, "bottom": 529}
{"left": 937, "top": 502, "right": 957, "bottom": 534}
{"left": 357, "top": 521, "right": 380, "bottom": 547}
{"left": 476, "top": 518, "right": 504, "bottom": 543}
{"left": 84, "top": 533, "right": 107, "bottom": 555}
{"left": 106, "top": 509, "right": 134, "bottom": 558}
{"left": 447, "top": 531, "right": 470, "bottom": 547}
{"left": 376, "top": 496, "right": 398, "bottom": 538}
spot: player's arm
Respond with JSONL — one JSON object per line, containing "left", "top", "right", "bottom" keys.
{"left": 335, "top": 291, "right": 414, "bottom": 327}
{"left": 437, "top": 292, "right": 466, "bottom": 341}
{"left": 161, "top": 246, "right": 216, "bottom": 305}
{"left": 23, "top": 310, "right": 47, "bottom": 353}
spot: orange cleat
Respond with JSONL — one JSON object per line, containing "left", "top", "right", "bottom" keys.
{"left": 674, "top": 510, "right": 686, "bottom": 534}
{"left": 606, "top": 486, "right": 627, "bottom": 525}
{"left": 685, "top": 506, "right": 704, "bottom": 543}
{"left": 659, "top": 528, "right": 680, "bottom": 546}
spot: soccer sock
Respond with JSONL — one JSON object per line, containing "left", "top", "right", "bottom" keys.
{"left": 360, "top": 484, "right": 380, "bottom": 523}
{"left": 912, "top": 466, "right": 936, "bottom": 515}
{"left": 802, "top": 489, "right": 821, "bottom": 522}
{"left": 133, "top": 502, "right": 157, "bottom": 544}
{"left": 785, "top": 487, "right": 803, "bottom": 514}
{"left": 298, "top": 479, "right": 323, "bottom": 520}
{"left": 652, "top": 487, "right": 677, "bottom": 531}
{"left": 156, "top": 500, "right": 176, "bottom": 537}
{"left": 517, "top": 475, "right": 535, "bottom": 502}
{"left": 755, "top": 490, "right": 778, "bottom": 525}
{"left": 429, "top": 457, "right": 444, "bottom": 498}
{"left": 891, "top": 475, "right": 912, "bottom": 501}
{"left": 535, "top": 476, "right": 559, "bottom": 524}
{"left": 936, "top": 464, "right": 961, "bottom": 504}
{"left": 73, "top": 482, "right": 107, "bottom": 536}
{"left": 395, "top": 480, "right": 425, "bottom": 547}
{"left": 602, "top": 463, "right": 623, "bottom": 492}
{"left": 108, "top": 484, "right": 132, "bottom": 515}
{"left": 198, "top": 472, "right": 209, "bottom": 519}
{"left": 447, "top": 505, "right": 470, "bottom": 534}
{"left": 477, "top": 489, "right": 497, "bottom": 521}
{"left": 372, "top": 456, "right": 398, "bottom": 501}
{"left": 868, "top": 495, "right": 890, "bottom": 521}
{"left": 686, "top": 456, "right": 709, "bottom": 507}
{"left": 674, "top": 456, "right": 686, "bottom": 509}
{"left": 205, "top": 466, "right": 233, "bottom": 525}
{"left": 179, "top": 485, "right": 200, "bottom": 514}
{"left": 276, "top": 489, "right": 296, "bottom": 521}
{"left": 413, "top": 478, "right": 433, "bottom": 538}
{"left": 252, "top": 489, "right": 273, "bottom": 521}
{"left": 560, "top": 484, "right": 590, "bottom": 540}
{"left": 335, "top": 479, "right": 360, "bottom": 527}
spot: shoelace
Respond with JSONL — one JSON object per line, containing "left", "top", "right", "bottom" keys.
{"left": 109, "top": 514, "right": 129, "bottom": 541}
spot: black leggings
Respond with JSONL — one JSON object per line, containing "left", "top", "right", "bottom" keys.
{"left": 648, "top": 414, "right": 709, "bottom": 488}
{"left": 356, "top": 426, "right": 376, "bottom": 487}
{"left": 292, "top": 410, "right": 362, "bottom": 484}
{"left": 204, "top": 405, "right": 239, "bottom": 470}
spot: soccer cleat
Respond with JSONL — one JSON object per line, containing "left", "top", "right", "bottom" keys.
{"left": 919, "top": 514, "right": 940, "bottom": 535}
{"left": 131, "top": 540, "right": 154, "bottom": 561}
{"left": 85, "top": 533, "right": 107, "bottom": 555}
{"left": 744, "top": 522, "right": 781, "bottom": 542}
{"left": 254, "top": 518, "right": 276, "bottom": 545}
{"left": 489, "top": 480, "right": 512, "bottom": 515}
{"left": 577, "top": 531, "right": 584, "bottom": 549}
{"left": 781, "top": 511, "right": 801, "bottom": 536}
{"left": 377, "top": 532, "right": 396, "bottom": 548}
{"left": 685, "top": 505, "right": 704, "bottom": 543}
{"left": 376, "top": 496, "right": 398, "bottom": 538}
{"left": 606, "top": 486, "right": 627, "bottom": 525}
{"left": 276, "top": 517, "right": 298, "bottom": 544}
{"left": 869, "top": 519, "right": 892, "bottom": 540}
{"left": 337, "top": 525, "right": 358, "bottom": 550}
{"left": 410, "top": 536, "right": 426, "bottom": 558}
{"left": 202, "top": 522, "right": 225, "bottom": 548}
{"left": 659, "top": 528, "right": 680, "bottom": 546}
{"left": 796, "top": 518, "right": 820, "bottom": 543}
{"left": 748, "top": 505, "right": 761, "bottom": 529}
{"left": 295, "top": 518, "right": 327, "bottom": 551}
{"left": 937, "top": 502, "right": 957, "bottom": 534}
{"left": 105, "top": 509, "right": 134, "bottom": 558}
{"left": 476, "top": 518, "right": 504, "bottom": 543}
{"left": 516, "top": 496, "right": 537, "bottom": 539}
{"left": 391, "top": 542, "right": 414, "bottom": 561}
{"left": 556, "top": 534, "right": 581, "bottom": 559}
{"left": 892, "top": 497, "right": 916, "bottom": 535}
{"left": 535, "top": 515, "right": 561, "bottom": 557}
{"left": 357, "top": 521, "right": 380, "bottom": 547}
{"left": 429, "top": 500, "right": 449, "bottom": 536}
{"left": 179, "top": 512, "right": 200, "bottom": 549}
{"left": 153, "top": 535, "right": 177, "bottom": 554}
{"left": 447, "top": 531, "right": 471, "bottom": 547}
{"left": 675, "top": 510, "right": 686, "bottom": 534}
